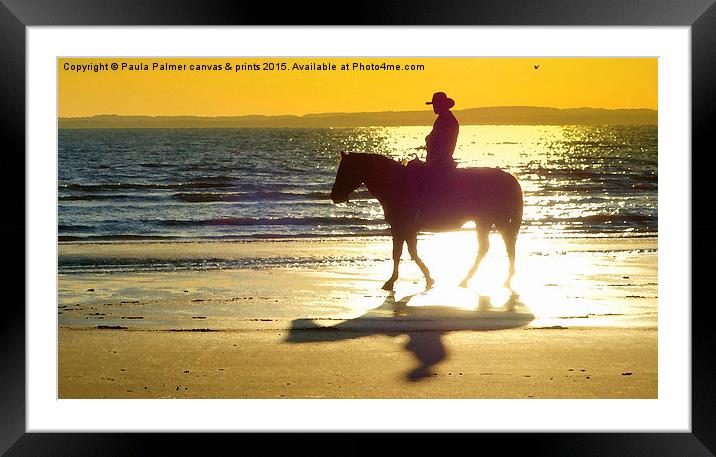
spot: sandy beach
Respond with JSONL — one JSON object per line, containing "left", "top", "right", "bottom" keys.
{"left": 58, "top": 234, "right": 657, "bottom": 398}
{"left": 59, "top": 327, "right": 655, "bottom": 399}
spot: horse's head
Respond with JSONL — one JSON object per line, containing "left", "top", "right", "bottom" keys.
{"left": 330, "top": 152, "right": 364, "bottom": 204}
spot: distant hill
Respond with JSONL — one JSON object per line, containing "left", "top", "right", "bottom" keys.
{"left": 58, "top": 106, "right": 657, "bottom": 129}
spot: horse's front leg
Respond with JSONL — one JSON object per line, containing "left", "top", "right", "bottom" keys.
{"left": 382, "top": 232, "right": 405, "bottom": 291}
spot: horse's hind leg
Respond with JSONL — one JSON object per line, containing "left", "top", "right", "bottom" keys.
{"left": 459, "top": 223, "right": 490, "bottom": 288}
{"left": 406, "top": 234, "right": 434, "bottom": 290}
{"left": 500, "top": 228, "right": 517, "bottom": 291}
{"left": 382, "top": 233, "right": 405, "bottom": 291}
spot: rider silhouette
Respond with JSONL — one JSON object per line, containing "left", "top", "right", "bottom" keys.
{"left": 408, "top": 92, "right": 460, "bottom": 225}
{"left": 424, "top": 92, "right": 458, "bottom": 169}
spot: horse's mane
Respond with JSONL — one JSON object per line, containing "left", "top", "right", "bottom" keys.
{"left": 347, "top": 152, "right": 404, "bottom": 170}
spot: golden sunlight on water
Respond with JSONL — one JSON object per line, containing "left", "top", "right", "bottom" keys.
{"left": 350, "top": 124, "right": 654, "bottom": 239}
{"left": 375, "top": 125, "right": 567, "bottom": 167}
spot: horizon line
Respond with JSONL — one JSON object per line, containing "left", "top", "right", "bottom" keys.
{"left": 58, "top": 105, "right": 658, "bottom": 120}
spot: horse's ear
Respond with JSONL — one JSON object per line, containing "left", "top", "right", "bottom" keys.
{"left": 340, "top": 151, "right": 347, "bottom": 158}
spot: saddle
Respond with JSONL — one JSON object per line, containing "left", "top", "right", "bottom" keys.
{"left": 406, "top": 157, "right": 457, "bottom": 185}
{"left": 405, "top": 157, "right": 458, "bottom": 226}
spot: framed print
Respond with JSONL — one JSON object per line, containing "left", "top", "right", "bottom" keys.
{"left": 6, "top": 0, "right": 716, "bottom": 455}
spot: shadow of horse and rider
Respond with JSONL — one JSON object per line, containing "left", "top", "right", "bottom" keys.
{"left": 286, "top": 290, "right": 534, "bottom": 381}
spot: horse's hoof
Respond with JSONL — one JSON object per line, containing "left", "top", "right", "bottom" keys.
{"left": 459, "top": 280, "right": 469, "bottom": 288}
{"left": 425, "top": 279, "right": 435, "bottom": 290}
{"left": 382, "top": 282, "right": 394, "bottom": 291}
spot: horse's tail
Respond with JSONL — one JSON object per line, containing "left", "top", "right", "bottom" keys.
{"left": 506, "top": 175, "right": 523, "bottom": 237}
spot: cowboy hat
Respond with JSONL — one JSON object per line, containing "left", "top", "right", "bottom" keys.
{"left": 425, "top": 92, "right": 455, "bottom": 109}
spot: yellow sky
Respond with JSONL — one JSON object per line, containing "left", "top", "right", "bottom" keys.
{"left": 58, "top": 58, "right": 657, "bottom": 118}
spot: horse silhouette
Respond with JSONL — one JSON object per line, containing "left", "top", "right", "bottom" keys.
{"left": 330, "top": 152, "right": 523, "bottom": 291}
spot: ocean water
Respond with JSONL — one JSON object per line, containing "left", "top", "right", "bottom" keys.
{"left": 58, "top": 125, "right": 657, "bottom": 242}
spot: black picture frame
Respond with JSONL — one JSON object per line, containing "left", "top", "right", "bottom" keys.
{"left": 4, "top": 0, "right": 715, "bottom": 455}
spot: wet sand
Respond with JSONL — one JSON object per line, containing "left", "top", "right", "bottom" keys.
{"left": 58, "top": 235, "right": 657, "bottom": 398}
